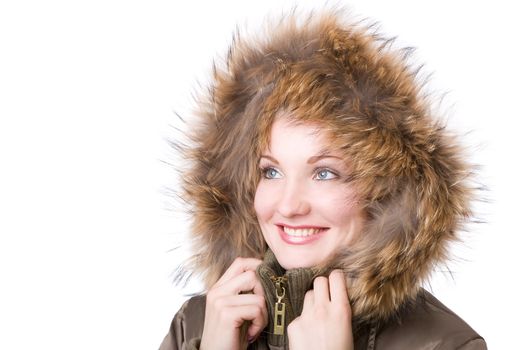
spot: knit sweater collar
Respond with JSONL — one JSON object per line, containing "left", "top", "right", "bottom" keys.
{"left": 255, "top": 249, "right": 317, "bottom": 349}
{"left": 254, "top": 249, "right": 377, "bottom": 350}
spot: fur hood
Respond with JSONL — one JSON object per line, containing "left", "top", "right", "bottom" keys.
{"left": 174, "top": 9, "right": 474, "bottom": 324}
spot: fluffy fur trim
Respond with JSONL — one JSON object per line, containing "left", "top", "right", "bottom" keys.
{"left": 174, "top": 8, "right": 474, "bottom": 323}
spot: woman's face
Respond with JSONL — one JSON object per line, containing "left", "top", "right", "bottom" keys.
{"left": 254, "top": 118, "right": 364, "bottom": 270}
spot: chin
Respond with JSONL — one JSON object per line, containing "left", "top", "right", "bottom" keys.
{"left": 275, "top": 253, "right": 319, "bottom": 270}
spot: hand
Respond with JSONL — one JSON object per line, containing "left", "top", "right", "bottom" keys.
{"left": 287, "top": 270, "right": 354, "bottom": 350}
{"left": 200, "top": 257, "right": 268, "bottom": 350}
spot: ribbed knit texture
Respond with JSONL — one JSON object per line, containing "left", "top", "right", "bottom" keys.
{"left": 255, "top": 249, "right": 317, "bottom": 349}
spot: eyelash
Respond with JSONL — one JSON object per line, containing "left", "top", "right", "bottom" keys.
{"left": 260, "top": 166, "right": 282, "bottom": 179}
{"left": 259, "top": 166, "right": 339, "bottom": 181}
{"left": 314, "top": 168, "right": 339, "bottom": 180}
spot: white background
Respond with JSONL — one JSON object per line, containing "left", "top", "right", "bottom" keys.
{"left": 0, "top": 1, "right": 523, "bottom": 349}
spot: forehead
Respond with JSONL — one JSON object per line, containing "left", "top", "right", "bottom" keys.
{"left": 265, "top": 117, "right": 334, "bottom": 155}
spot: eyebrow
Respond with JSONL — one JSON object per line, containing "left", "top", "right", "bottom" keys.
{"left": 259, "top": 154, "right": 343, "bottom": 164}
{"left": 307, "top": 154, "right": 343, "bottom": 164}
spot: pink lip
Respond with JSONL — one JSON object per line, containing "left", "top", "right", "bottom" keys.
{"left": 276, "top": 224, "right": 328, "bottom": 245}
{"left": 277, "top": 223, "right": 327, "bottom": 229}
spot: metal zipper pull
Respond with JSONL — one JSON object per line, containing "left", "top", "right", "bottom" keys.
{"left": 270, "top": 276, "right": 287, "bottom": 335}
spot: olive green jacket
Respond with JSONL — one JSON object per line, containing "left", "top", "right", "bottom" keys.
{"left": 159, "top": 250, "right": 486, "bottom": 350}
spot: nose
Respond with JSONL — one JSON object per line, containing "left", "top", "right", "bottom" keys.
{"left": 276, "top": 180, "right": 311, "bottom": 217}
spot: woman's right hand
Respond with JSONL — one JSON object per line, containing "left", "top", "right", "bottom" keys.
{"left": 200, "top": 257, "right": 268, "bottom": 350}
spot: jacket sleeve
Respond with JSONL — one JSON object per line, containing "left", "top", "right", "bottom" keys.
{"left": 159, "top": 295, "right": 206, "bottom": 350}
{"left": 373, "top": 290, "right": 487, "bottom": 350}
{"left": 457, "top": 338, "right": 487, "bottom": 350}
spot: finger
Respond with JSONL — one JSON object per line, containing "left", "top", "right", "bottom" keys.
{"left": 251, "top": 276, "right": 265, "bottom": 299}
{"left": 219, "top": 294, "right": 268, "bottom": 336}
{"left": 246, "top": 303, "right": 269, "bottom": 340}
{"left": 214, "top": 269, "right": 262, "bottom": 297}
{"left": 328, "top": 269, "right": 350, "bottom": 305}
{"left": 216, "top": 257, "right": 263, "bottom": 286}
{"left": 302, "top": 289, "right": 314, "bottom": 313}
{"left": 214, "top": 293, "right": 266, "bottom": 309}
{"left": 221, "top": 304, "right": 267, "bottom": 330}
{"left": 313, "top": 276, "right": 330, "bottom": 304}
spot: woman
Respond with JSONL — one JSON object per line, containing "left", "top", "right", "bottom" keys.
{"left": 160, "top": 9, "right": 486, "bottom": 350}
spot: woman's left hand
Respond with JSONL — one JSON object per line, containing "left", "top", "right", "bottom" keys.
{"left": 287, "top": 270, "right": 354, "bottom": 350}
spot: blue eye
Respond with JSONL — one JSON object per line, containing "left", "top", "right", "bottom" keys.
{"left": 262, "top": 167, "right": 282, "bottom": 179}
{"left": 315, "top": 169, "right": 337, "bottom": 180}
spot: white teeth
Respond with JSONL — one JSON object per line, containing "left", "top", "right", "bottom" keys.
{"left": 283, "top": 227, "right": 321, "bottom": 237}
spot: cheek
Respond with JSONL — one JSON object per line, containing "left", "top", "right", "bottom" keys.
{"left": 318, "top": 187, "right": 362, "bottom": 224}
{"left": 254, "top": 182, "right": 273, "bottom": 220}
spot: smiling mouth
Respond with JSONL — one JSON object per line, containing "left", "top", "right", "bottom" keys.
{"left": 277, "top": 224, "right": 328, "bottom": 245}
{"left": 282, "top": 226, "right": 323, "bottom": 237}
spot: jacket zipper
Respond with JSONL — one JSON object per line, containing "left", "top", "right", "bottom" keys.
{"left": 270, "top": 275, "right": 287, "bottom": 335}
